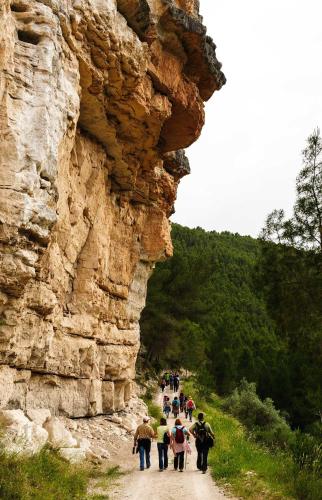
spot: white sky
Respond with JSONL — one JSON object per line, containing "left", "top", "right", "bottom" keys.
{"left": 171, "top": 0, "right": 322, "bottom": 237}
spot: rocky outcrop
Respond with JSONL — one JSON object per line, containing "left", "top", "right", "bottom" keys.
{"left": 0, "top": 0, "right": 225, "bottom": 417}
{"left": 0, "top": 397, "right": 147, "bottom": 461}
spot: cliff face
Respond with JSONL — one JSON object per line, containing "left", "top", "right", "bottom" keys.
{"left": 0, "top": 0, "right": 225, "bottom": 417}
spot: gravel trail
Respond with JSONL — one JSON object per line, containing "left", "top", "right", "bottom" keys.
{"left": 110, "top": 390, "right": 229, "bottom": 500}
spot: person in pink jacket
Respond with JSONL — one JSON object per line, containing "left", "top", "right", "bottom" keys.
{"left": 170, "top": 418, "right": 189, "bottom": 472}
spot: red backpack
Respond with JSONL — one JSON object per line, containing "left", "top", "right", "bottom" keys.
{"left": 187, "top": 400, "right": 194, "bottom": 409}
{"left": 175, "top": 426, "right": 185, "bottom": 444}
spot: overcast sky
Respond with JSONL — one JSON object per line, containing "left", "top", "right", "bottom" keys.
{"left": 171, "top": 0, "right": 322, "bottom": 237}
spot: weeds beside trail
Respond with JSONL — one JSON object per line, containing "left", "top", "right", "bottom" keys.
{"left": 184, "top": 381, "right": 321, "bottom": 500}
{"left": 143, "top": 392, "right": 163, "bottom": 431}
{"left": 0, "top": 444, "right": 121, "bottom": 500}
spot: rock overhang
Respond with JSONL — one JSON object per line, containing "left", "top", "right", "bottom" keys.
{"left": 0, "top": 0, "right": 225, "bottom": 417}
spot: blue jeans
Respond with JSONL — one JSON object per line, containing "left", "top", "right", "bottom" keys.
{"left": 157, "top": 443, "right": 168, "bottom": 470}
{"left": 139, "top": 442, "right": 151, "bottom": 470}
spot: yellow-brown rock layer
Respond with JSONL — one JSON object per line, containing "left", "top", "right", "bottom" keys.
{"left": 0, "top": 0, "right": 225, "bottom": 416}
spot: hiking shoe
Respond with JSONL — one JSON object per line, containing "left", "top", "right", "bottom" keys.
{"left": 179, "top": 469, "right": 183, "bottom": 472}
{"left": 140, "top": 468, "right": 144, "bottom": 471}
{"left": 202, "top": 470, "right": 206, "bottom": 474}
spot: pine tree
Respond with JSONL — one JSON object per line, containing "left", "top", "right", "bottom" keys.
{"left": 261, "top": 129, "right": 322, "bottom": 253}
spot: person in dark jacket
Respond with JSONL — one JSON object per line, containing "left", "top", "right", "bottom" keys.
{"left": 169, "top": 373, "right": 174, "bottom": 390}
{"left": 189, "top": 412, "right": 215, "bottom": 473}
{"left": 173, "top": 374, "right": 180, "bottom": 392}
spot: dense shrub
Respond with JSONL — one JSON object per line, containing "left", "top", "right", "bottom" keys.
{"left": 223, "top": 379, "right": 292, "bottom": 448}
{"left": 143, "top": 392, "right": 163, "bottom": 431}
{"left": 290, "top": 431, "right": 322, "bottom": 474}
{"left": 0, "top": 438, "right": 120, "bottom": 500}
{"left": 0, "top": 446, "right": 88, "bottom": 500}
{"left": 185, "top": 379, "right": 322, "bottom": 500}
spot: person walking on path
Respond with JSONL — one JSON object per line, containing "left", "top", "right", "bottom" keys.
{"left": 164, "top": 372, "right": 170, "bottom": 386}
{"left": 172, "top": 396, "right": 180, "bottom": 418}
{"left": 170, "top": 418, "right": 190, "bottom": 472}
{"left": 190, "top": 412, "right": 215, "bottom": 474}
{"left": 156, "top": 417, "right": 170, "bottom": 471}
{"left": 163, "top": 398, "right": 171, "bottom": 418}
{"left": 163, "top": 394, "right": 170, "bottom": 404}
{"left": 160, "top": 378, "right": 166, "bottom": 392}
{"left": 183, "top": 396, "right": 188, "bottom": 419}
{"left": 169, "top": 373, "right": 174, "bottom": 391}
{"left": 179, "top": 391, "right": 185, "bottom": 412}
{"left": 173, "top": 374, "right": 180, "bottom": 392}
{"left": 134, "top": 416, "right": 154, "bottom": 471}
{"left": 186, "top": 396, "right": 196, "bottom": 422}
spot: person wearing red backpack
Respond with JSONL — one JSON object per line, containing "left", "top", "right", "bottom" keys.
{"left": 170, "top": 418, "right": 189, "bottom": 472}
{"left": 186, "top": 396, "right": 196, "bottom": 422}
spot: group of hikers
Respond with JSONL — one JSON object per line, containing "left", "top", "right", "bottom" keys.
{"left": 133, "top": 412, "right": 215, "bottom": 473}
{"left": 160, "top": 371, "right": 180, "bottom": 392}
{"left": 133, "top": 372, "right": 215, "bottom": 474}
{"left": 163, "top": 392, "right": 196, "bottom": 422}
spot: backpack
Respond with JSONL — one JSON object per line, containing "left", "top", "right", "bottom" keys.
{"left": 163, "top": 431, "right": 170, "bottom": 445}
{"left": 196, "top": 422, "right": 214, "bottom": 448}
{"left": 175, "top": 426, "right": 185, "bottom": 444}
{"left": 187, "top": 400, "right": 194, "bottom": 409}
{"left": 172, "top": 399, "right": 180, "bottom": 407}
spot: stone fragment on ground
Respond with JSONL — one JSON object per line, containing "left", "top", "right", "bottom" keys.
{"left": 44, "top": 417, "right": 78, "bottom": 448}
{"left": 0, "top": 409, "right": 48, "bottom": 455}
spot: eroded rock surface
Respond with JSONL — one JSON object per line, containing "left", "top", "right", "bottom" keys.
{"left": 0, "top": 0, "right": 225, "bottom": 417}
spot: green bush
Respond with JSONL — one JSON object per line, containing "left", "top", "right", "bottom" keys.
{"left": 185, "top": 379, "right": 322, "bottom": 500}
{"left": 293, "top": 470, "right": 322, "bottom": 500}
{"left": 0, "top": 441, "right": 121, "bottom": 500}
{"left": 0, "top": 446, "right": 88, "bottom": 500}
{"left": 290, "top": 431, "right": 322, "bottom": 474}
{"left": 143, "top": 394, "right": 163, "bottom": 432}
{"left": 223, "top": 379, "right": 292, "bottom": 448}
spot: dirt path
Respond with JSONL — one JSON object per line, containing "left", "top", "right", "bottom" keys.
{"left": 110, "top": 390, "right": 229, "bottom": 500}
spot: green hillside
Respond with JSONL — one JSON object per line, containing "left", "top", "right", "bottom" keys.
{"left": 140, "top": 223, "right": 322, "bottom": 431}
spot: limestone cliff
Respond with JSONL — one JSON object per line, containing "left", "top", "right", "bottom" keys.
{"left": 0, "top": 0, "right": 225, "bottom": 417}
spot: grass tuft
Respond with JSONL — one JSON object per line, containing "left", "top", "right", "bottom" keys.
{"left": 143, "top": 393, "right": 163, "bottom": 431}
{"left": 0, "top": 439, "right": 122, "bottom": 500}
{"left": 0, "top": 445, "right": 88, "bottom": 500}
